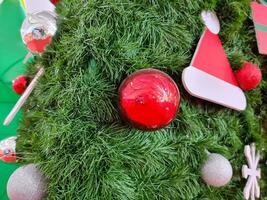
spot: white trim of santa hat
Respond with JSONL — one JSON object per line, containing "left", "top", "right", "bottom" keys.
{"left": 182, "top": 11, "right": 247, "bottom": 111}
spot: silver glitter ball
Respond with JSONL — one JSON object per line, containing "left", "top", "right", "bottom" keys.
{"left": 201, "top": 153, "right": 233, "bottom": 187}
{"left": 7, "top": 164, "right": 47, "bottom": 200}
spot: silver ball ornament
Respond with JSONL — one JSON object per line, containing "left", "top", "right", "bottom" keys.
{"left": 201, "top": 153, "right": 233, "bottom": 187}
{"left": 7, "top": 164, "right": 47, "bottom": 200}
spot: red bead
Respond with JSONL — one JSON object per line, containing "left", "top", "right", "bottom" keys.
{"left": 235, "top": 62, "right": 262, "bottom": 91}
{"left": 12, "top": 76, "right": 28, "bottom": 95}
{"left": 119, "top": 69, "right": 180, "bottom": 130}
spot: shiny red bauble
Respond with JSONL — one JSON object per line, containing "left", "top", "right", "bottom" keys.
{"left": 119, "top": 69, "right": 180, "bottom": 130}
{"left": 12, "top": 75, "right": 28, "bottom": 95}
{"left": 235, "top": 62, "right": 262, "bottom": 91}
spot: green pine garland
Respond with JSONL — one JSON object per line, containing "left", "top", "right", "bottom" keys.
{"left": 17, "top": 0, "right": 267, "bottom": 199}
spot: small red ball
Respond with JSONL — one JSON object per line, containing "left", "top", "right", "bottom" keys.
{"left": 119, "top": 69, "right": 180, "bottom": 130}
{"left": 12, "top": 76, "right": 28, "bottom": 95}
{"left": 235, "top": 62, "right": 262, "bottom": 91}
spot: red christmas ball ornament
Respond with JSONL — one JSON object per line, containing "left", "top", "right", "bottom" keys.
{"left": 119, "top": 69, "right": 180, "bottom": 130}
{"left": 12, "top": 75, "right": 28, "bottom": 95}
{"left": 235, "top": 62, "right": 262, "bottom": 91}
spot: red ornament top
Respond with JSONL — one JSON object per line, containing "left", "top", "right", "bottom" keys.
{"left": 119, "top": 69, "right": 180, "bottom": 130}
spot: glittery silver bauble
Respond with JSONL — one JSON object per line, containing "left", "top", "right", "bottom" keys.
{"left": 7, "top": 164, "right": 47, "bottom": 200}
{"left": 201, "top": 153, "right": 233, "bottom": 187}
{"left": 21, "top": 11, "right": 57, "bottom": 40}
{"left": 21, "top": 11, "right": 57, "bottom": 53}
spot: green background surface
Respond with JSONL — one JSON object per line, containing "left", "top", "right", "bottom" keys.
{"left": 0, "top": 0, "right": 27, "bottom": 199}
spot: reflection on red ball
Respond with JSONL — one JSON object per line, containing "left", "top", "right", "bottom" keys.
{"left": 119, "top": 69, "right": 180, "bottom": 130}
{"left": 12, "top": 76, "right": 28, "bottom": 95}
{"left": 235, "top": 62, "right": 262, "bottom": 91}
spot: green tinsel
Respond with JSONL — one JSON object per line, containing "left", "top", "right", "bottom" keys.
{"left": 17, "top": 0, "right": 267, "bottom": 199}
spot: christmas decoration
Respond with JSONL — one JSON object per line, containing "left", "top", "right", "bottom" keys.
{"left": 201, "top": 153, "right": 233, "bottom": 187}
{"left": 14, "top": 1, "right": 267, "bottom": 199}
{"left": 182, "top": 11, "right": 246, "bottom": 111}
{"left": 4, "top": 67, "right": 45, "bottom": 126}
{"left": 251, "top": 1, "right": 267, "bottom": 55}
{"left": 21, "top": 11, "right": 57, "bottom": 54}
{"left": 235, "top": 62, "right": 262, "bottom": 91}
{"left": 201, "top": 11, "right": 220, "bottom": 34}
{"left": 7, "top": 164, "right": 47, "bottom": 200}
{"left": 0, "top": 137, "right": 16, "bottom": 163}
{"left": 119, "top": 69, "right": 180, "bottom": 130}
{"left": 12, "top": 75, "right": 28, "bottom": 95}
{"left": 242, "top": 143, "right": 261, "bottom": 200}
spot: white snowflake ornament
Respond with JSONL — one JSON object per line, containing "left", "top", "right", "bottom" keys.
{"left": 242, "top": 143, "right": 261, "bottom": 200}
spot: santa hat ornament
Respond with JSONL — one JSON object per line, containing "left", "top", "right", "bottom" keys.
{"left": 251, "top": 0, "right": 267, "bottom": 55}
{"left": 0, "top": 137, "right": 17, "bottom": 163}
{"left": 182, "top": 11, "right": 246, "bottom": 111}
